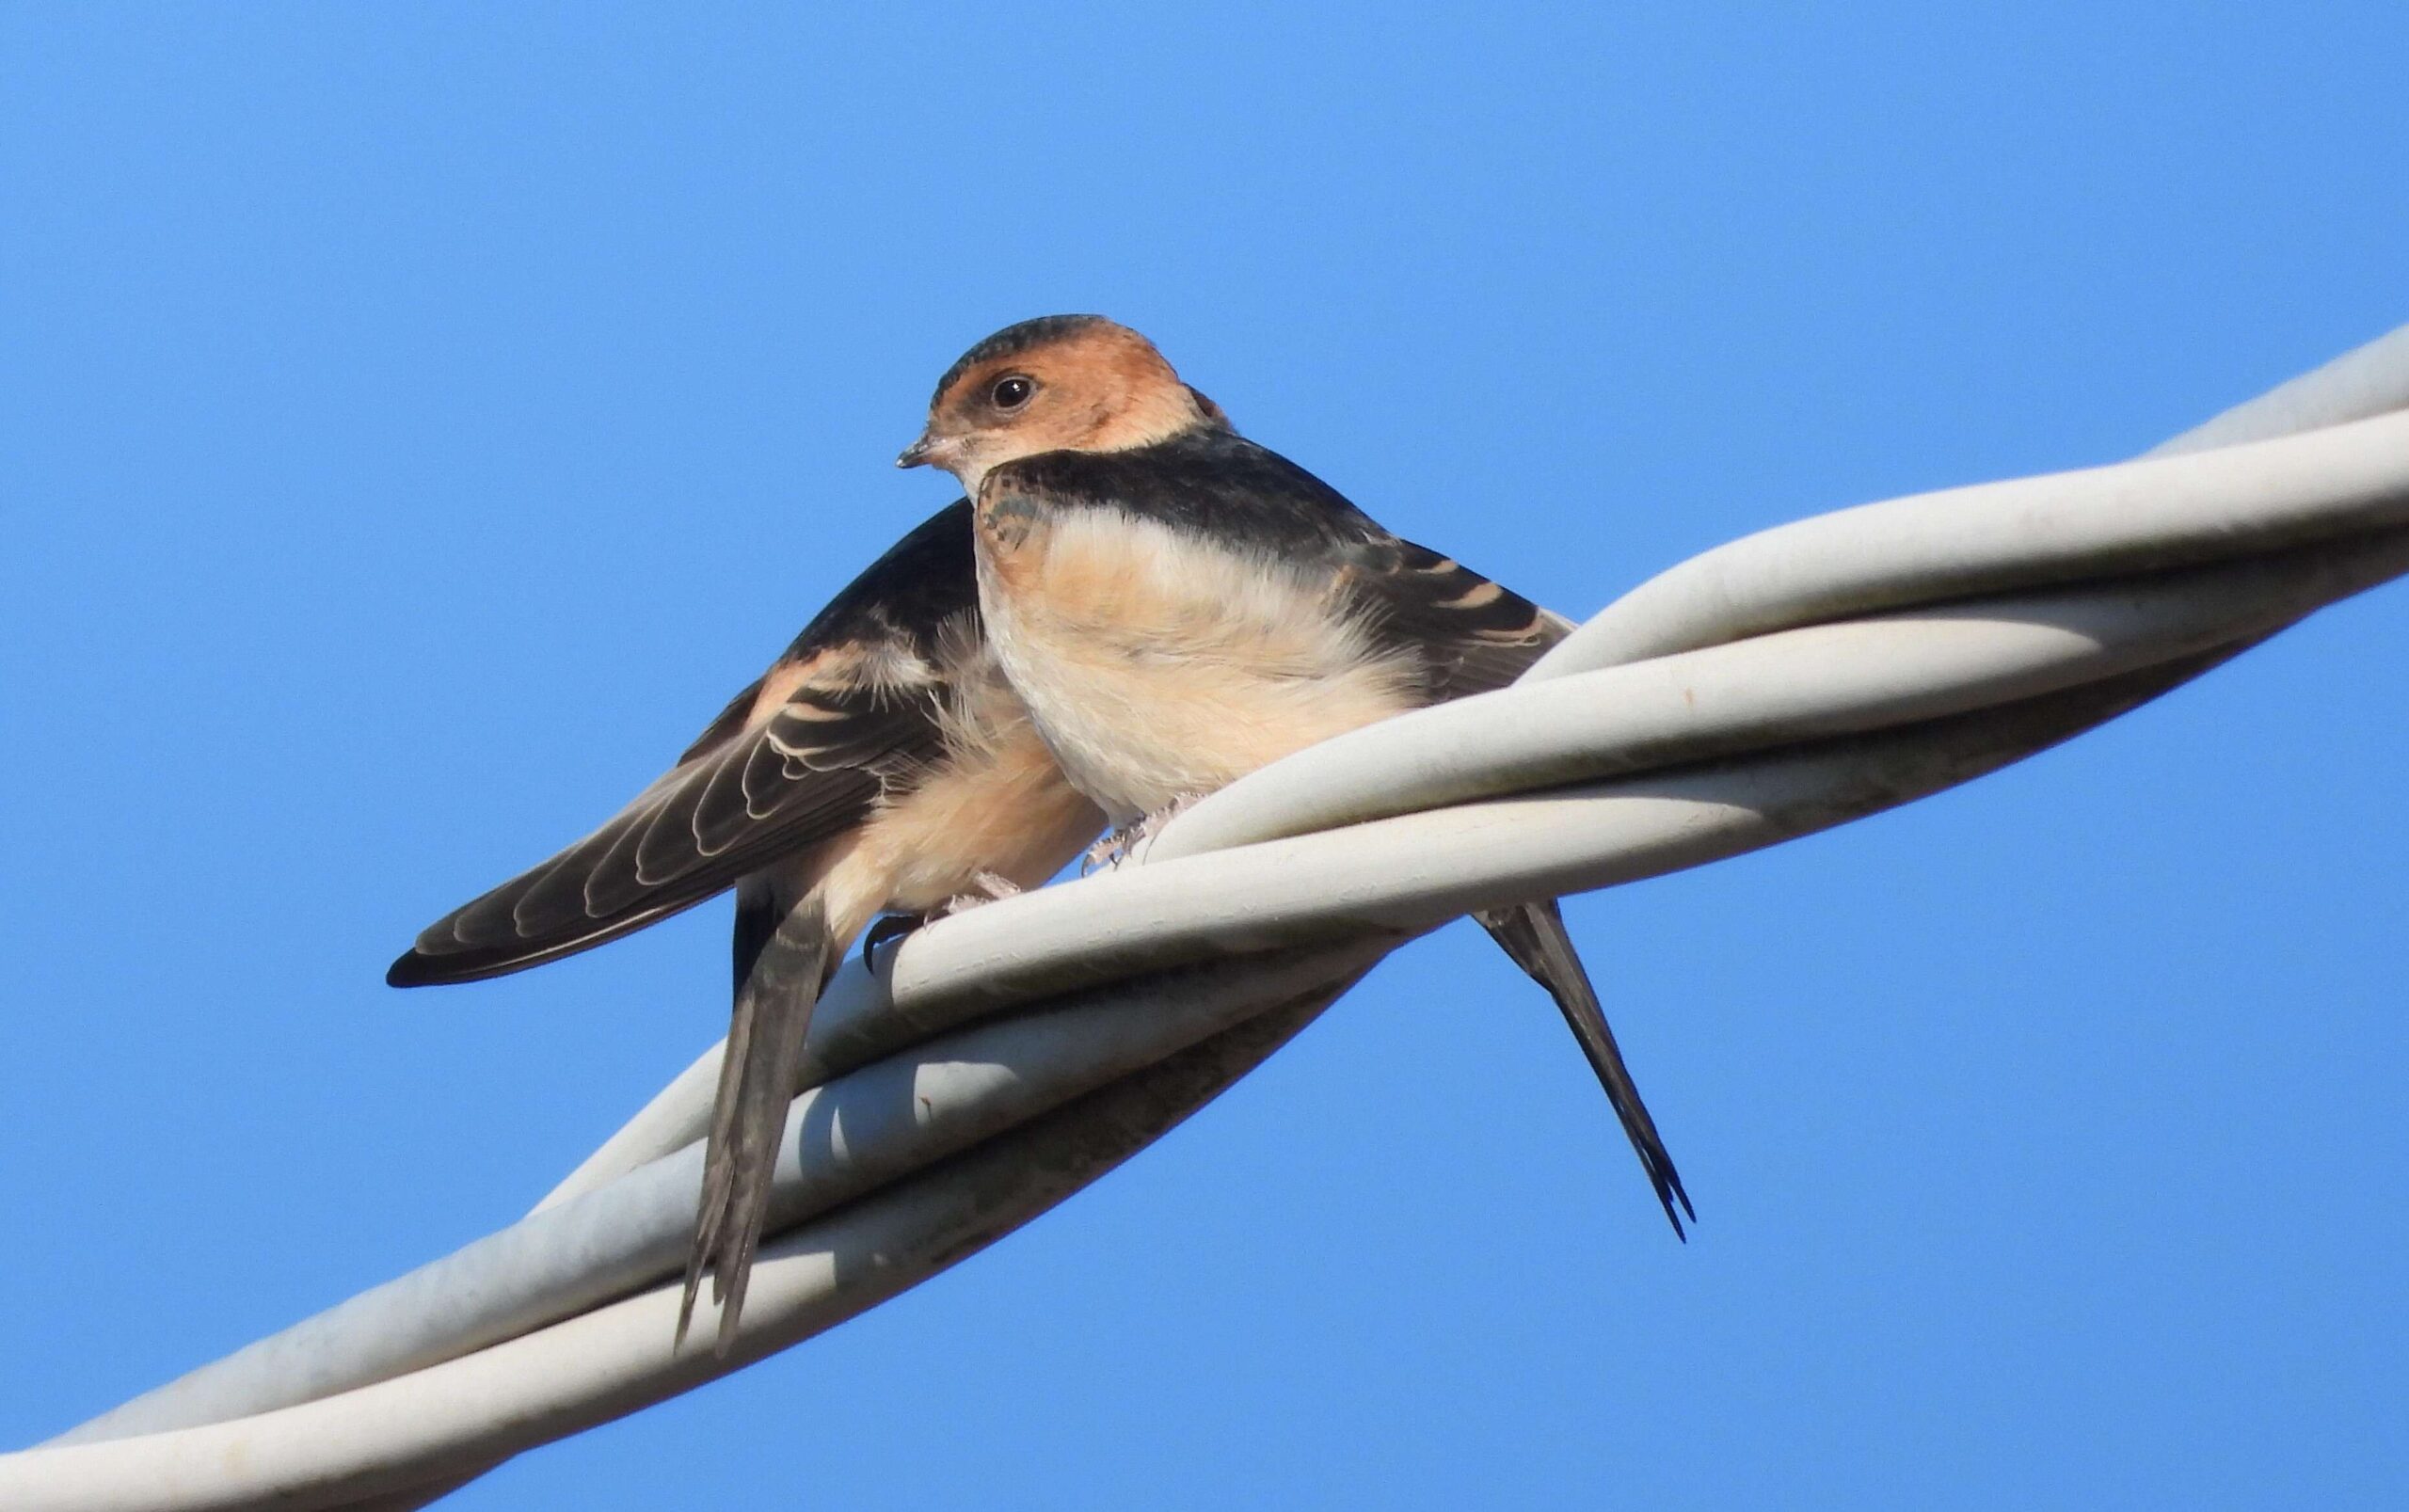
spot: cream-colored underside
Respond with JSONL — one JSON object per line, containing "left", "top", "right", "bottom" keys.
{"left": 854, "top": 642, "right": 1106, "bottom": 914}
{"left": 759, "top": 623, "right": 1106, "bottom": 947}
{"left": 975, "top": 508, "right": 1422, "bottom": 823}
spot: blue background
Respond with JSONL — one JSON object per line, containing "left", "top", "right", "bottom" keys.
{"left": 5, "top": 7, "right": 2404, "bottom": 1507}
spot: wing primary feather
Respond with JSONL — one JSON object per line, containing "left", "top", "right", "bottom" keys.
{"left": 387, "top": 502, "right": 980, "bottom": 991}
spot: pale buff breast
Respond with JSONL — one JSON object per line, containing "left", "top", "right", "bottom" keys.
{"left": 840, "top": 639, "right": 1106, "bottom": 916}
{"left": 974, "top": 505, "right": 1422, "bottom": 823}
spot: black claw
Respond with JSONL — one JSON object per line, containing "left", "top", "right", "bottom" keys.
{"left": 860, "top": 912, "right": 927, "bottom": 970}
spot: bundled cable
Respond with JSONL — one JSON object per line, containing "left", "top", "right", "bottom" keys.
{"left": 9, "top": 325, "right": 2407, "bottom": 1512}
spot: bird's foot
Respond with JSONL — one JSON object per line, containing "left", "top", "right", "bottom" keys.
{"left": 862, "top": 874, "right": 1025, "bottom": 970}
{"left": 1080, "top": 796, "right": 1199, "bottom": 873}
{"left": 860, "top": 912, "right": 927, "bottom": 971}
{"left": 938, "top": 870, "right": 1022, "bottom": 915}
{"left": 1079, "top": 830, "right": 1126, "bottom": 873}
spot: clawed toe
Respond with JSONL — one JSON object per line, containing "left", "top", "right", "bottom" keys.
{"left": 866, "top": 874, "right": 1028, "bottom": 967}
{"left": 938, "top": 871, "right": 1022, "bottom": 916}
{"left": 860, "top": 912, "right": 926, "bottom": 970}
{"left": 1080, "top": 796, "right": 1201, "bottom": 873}
{"left": 1081, "top": 828, "right": 1132, "bottom": 873}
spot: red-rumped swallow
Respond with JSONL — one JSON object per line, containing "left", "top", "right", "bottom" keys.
{"left": 901, "top": 314, "right": 1694, "bottom": 1235}
{"left": 387, "top": 502, "right": 1105, "bottom": 1348}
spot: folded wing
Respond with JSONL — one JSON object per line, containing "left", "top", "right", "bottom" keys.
{"left": 390, "top": 502, "right": 978, "bottom": 987}
{"left": 1336, "top": 534, "right": 1571, "bottom": 701}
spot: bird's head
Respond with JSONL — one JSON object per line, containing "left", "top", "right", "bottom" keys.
{"left": 897, "top": 315, "right": 1225, "bottom": 494}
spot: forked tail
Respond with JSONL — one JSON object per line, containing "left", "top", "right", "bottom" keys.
{"left": 678, "top": 882, "right": 838, "bottom": 1352}
{"left": 1477, "top": 899, "right": 1696, "bottom": 1238}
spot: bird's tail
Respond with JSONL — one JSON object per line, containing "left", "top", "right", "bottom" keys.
{"left": 678, "top": 879, "right": 838, "bottom": 1354}
{"left": 1476, "top": 899, "right": 1696, "bottom": 1239}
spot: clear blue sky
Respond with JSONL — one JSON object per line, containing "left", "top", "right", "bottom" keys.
{"left": 4, "top": 7, "right": 2404, "bottom": 1508}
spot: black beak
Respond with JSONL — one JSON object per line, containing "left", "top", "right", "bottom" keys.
{"left": 896, "top": 435, "right": 936, "bottom": 469}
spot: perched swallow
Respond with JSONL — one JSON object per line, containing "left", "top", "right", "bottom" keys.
{"left": 901, "top": 314, "right": 1694, "bottom": 1233}
{"left": 388, "top": 501, "right": 1106, "bottom": 1347}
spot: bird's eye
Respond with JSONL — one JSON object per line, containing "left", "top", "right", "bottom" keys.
{"left": 990, "top": 375, "right": 1035, "bottom": 410}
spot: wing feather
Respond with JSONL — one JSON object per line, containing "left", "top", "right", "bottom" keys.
{"left": 389, "top": 679, "right": 933, "bottom": 986}
{"left": 389, "top": 502, "right": 978, "bottom": 988}
{"left": 1337, "top": 535, "right": 1571, "bottom": 702}
{"left": 991, "top": 430, "right": 1570, "bottom": 704}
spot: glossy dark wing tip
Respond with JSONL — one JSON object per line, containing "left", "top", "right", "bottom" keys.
{"left": 379, "top": 903, "right": 674, "bottom": 990}
{"left": 380, "top": 895, "right": 660, "bottom": 992}
{"left": 381, "top": 935, "right": 543, "bottom": 990}
{"left": 386, "top": 948, "right": 440, "bottom": 989}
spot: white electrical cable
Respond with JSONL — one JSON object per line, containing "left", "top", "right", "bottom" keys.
{"left": 8, "top": 326, "right": 2406, "bottom": 1511}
